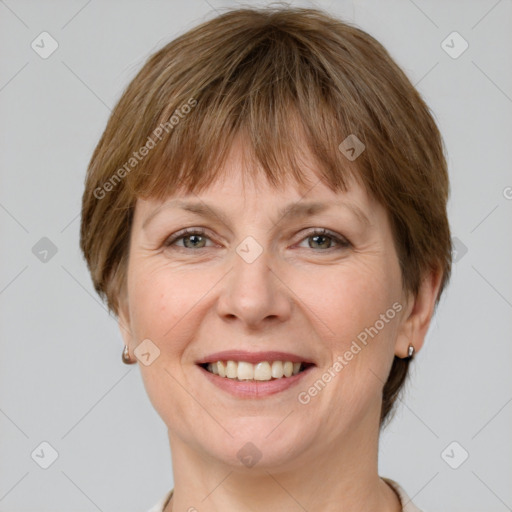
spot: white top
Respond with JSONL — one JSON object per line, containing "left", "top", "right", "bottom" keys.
{"left": 146, "top": 478, "right": 423, "bottom": 511}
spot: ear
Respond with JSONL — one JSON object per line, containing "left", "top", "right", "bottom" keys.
{"left": 395, "top": 268, "right": 443, "bottom": 358}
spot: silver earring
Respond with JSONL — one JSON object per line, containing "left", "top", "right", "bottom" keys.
{"left": 407, "top": 344, "right": 415, "bottom": 359}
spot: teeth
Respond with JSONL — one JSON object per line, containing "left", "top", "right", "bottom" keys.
{"left": 271, "top": 361, "right": 284, "bottom": 378}
{"left": 226, "top": 360, "right": 237, "bottom": 378}
{"left": 237, "top": 361, "right": 254, "bottom": 380}
{"left": 254, "top": 362, "right": 271, "bottom": 380}
{"left": 283, "top": 361, "right": 293, "bottom": 377}
{"left": 205, "top": 360, "right": 305, "bottom": 381}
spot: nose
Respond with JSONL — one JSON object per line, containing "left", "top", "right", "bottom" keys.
{"left": 216, "top": 244, "right": 292, "bottom": 330}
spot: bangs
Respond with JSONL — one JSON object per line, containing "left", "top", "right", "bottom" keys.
{"left": 123, "top": 28, "right": 364, "bottom": 201}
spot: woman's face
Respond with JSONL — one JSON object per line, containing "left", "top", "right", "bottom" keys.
{"left": 119, "top": 138, "right": 414, "bottom": 469}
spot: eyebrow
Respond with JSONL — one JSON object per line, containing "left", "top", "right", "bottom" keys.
{"left": 142, "top": 198, "right": 370, "bottom": 230}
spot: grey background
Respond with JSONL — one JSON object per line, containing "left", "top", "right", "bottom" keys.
{"left": 1, "top": 0, "right": 511, "bottom": 511}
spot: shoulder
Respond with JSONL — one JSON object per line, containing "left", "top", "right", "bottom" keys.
{"left": 146, "top": 489, "right": 173, "bottom": 512}
{"left": 382, "top": 478, "right": 425, "bottom": 512}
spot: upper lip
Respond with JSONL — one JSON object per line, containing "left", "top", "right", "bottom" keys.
{"left": 195, "top": 350, "right": 316, "bottom": 365}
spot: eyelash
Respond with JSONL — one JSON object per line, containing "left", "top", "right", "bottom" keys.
{"left": 163, "top": 227, "right": 351, "bottom": 252}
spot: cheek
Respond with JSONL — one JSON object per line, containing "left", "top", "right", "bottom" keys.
{"left": 127, "top": 259, "right": 215, "bottom": 342}
{"left": 297, "top": 261, "right": 397, "bottom": 342}
{"left": 292, "top": 257, "right": 400, "bottom": 396}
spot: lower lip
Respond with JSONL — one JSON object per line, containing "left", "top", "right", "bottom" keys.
{"left": 198, "top": 365, "right": 314, "bottom": 398}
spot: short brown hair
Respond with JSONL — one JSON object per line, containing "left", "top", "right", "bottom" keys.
{"left": 80, "top": 5, "right": 452, "bottom": 426}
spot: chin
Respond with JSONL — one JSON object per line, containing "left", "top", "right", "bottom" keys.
{"left": 194, "top": 417, "right": 316, "bottom": 471}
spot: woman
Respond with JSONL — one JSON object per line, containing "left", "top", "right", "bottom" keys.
{"left": 80, "top": 6, "right": 451, "bottom": 511}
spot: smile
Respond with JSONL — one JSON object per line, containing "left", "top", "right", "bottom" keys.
{"left": 201, "top": 360, "right": 314, "bottom": 381}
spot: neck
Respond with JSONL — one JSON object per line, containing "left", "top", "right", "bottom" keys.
{"left": 163, "top": 408, "right": 401, "bottom": 512}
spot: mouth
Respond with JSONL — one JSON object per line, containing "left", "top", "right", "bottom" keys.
{"left": 195, "top": 350, "right": 316, "bottom": 397}
{"left": 198, "top": 360, "right": 315, "bottom": 382}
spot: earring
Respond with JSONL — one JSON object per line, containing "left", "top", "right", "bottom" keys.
{"left": 407, "top": 344, "right": 415, "bottom": 359}
{"left": 122, "top": 345, "right": 136, "bottom": 364}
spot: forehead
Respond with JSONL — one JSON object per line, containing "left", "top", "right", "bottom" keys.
{"left": 135, "top": 133, "right": 374, "bottom": 216}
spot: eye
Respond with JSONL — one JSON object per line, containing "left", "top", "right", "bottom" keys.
{"left": 297, "top": 228, "right": 351, "bottom": 251}
{"left": 163, "top": 228, "right": 214, "bottom": 249}
{"left": 163, "top": 227, "right": 351, "bottom": 252}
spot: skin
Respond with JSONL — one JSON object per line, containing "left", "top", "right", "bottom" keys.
{"left": 118, "top": 136, "right": 442, "bottom": 511}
